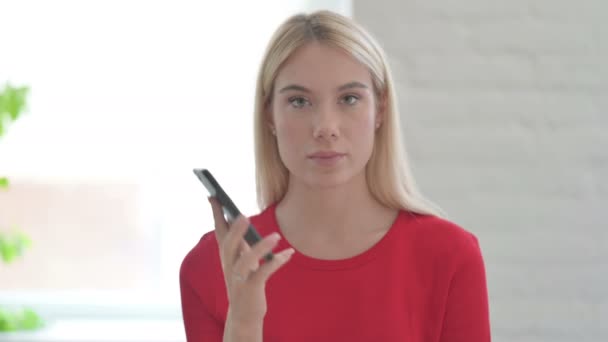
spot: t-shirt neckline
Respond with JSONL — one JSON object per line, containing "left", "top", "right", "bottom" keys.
{"left": 265, "top": 203, "right": 407, "bottom": 271}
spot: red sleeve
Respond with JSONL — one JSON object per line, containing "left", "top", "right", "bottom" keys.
{"left": 440, "top": 234, "right": 491, "bottom": 342}
{"left": 179, "top": 234, "right": 224, "bottom": 342}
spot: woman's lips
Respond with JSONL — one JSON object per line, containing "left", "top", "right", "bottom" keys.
{"left": 307, "top": 151, "right": 346, "bottom": 166}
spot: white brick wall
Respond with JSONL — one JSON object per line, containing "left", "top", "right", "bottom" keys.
{"left": 353, "top": 1, "right": 607, "bottom": 341}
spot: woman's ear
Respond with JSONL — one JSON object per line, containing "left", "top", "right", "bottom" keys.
{"left": 267, "top": 119, "right": 276, "bottom": 136}
{"left": 375, "top": 92, "right": 387, "bottom": 129}
{"left": 265, "top": 106, "right": 276, "bottom": 136}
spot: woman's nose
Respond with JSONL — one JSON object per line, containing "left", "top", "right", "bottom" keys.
{"left": 312, "top": 105, "right": 340, "bottom": 140}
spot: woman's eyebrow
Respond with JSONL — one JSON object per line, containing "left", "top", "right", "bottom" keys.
{"left": 337, "top": 81, "right": 368, "bottom": 91}
{"left": 278, "top": 81, "right": 369, "bottom": 94}
{"left": 279, "top": 84, "right": 311, "bottom": 94}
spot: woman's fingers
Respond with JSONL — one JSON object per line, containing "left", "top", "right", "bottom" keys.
{"left": 231, "top": 232, "right": 281, "bottom": 280}
{"left": 208, "top": 197, "right": 229, "bottom": 241}
{"left": 221, "top": 215, "right": 251, "bottom": 267}
{"left": 209, "top": 196, "right": 295, "bottom": 290}
{"left": 250, "top": 248, "right": 296, "bottom": 283}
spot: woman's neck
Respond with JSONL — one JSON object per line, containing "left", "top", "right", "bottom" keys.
{"left": 275, "top": 171, "right": 395, "bottom": 239}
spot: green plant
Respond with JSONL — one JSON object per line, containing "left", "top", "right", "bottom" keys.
{"left": 0, "top": 308, "right": 43, "bottom": 332}
{"left": 0, "top": 83, "right": 44, "bottom": 332}
{"left": 0, "top": 83, "right": 28, "bottom": 134}
{"left": 0, "top": 231, "right": 31, "bottom": 263}
{"left": 0, "top": 83, "right": 28, "bottom": 191}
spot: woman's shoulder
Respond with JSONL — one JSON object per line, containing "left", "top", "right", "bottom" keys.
{"left": 180, "top": 208, "right": 273, "bottom": 275}
{"left": 179, "top": 231, "right": 221, "bottom": 290}
{"left": 399, "top": 211, "right": 483, "bottom": 260}
{"left": 183, "top": 231, "right": 219, "bottom": 265}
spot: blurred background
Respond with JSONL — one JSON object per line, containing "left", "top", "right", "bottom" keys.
{"left": 0, "top": 0, "right": 605, "bottom": 341}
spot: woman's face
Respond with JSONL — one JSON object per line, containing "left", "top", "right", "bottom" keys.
{"left": 269, "top": 42, "right": 382, "bottom": 189}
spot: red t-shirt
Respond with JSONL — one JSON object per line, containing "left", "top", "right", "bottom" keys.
{"left": 179, "top": 203, "right": 491, "bottom": 341}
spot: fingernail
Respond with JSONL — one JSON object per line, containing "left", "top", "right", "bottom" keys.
{"left": 281, "top": 248, "right": 295, "bottom": 259}
{"left": 269, "top": 233, "right": 281, "bottom": 242}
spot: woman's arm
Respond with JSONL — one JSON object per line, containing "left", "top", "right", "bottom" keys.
{"left": 179, "top": 254, "right": 224, "bottom": 342}
{"left": 439, "top": 234, "right": 492, "bottom": 342}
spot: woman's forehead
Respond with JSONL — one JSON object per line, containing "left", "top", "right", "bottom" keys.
{"left": 274, "top": 43, "right": 372, "bottom": 93}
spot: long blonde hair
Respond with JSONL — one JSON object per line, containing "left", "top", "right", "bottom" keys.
{"left": 253, "top": 10, "right": 444, "bottom": 217}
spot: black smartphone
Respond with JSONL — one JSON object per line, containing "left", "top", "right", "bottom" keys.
{"left": 193, "top": 168, "right": 273, "bottom": 262}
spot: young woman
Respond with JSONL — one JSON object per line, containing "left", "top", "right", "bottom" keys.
{"left": 180, "top": 10, "right": 491, "bottom": 342}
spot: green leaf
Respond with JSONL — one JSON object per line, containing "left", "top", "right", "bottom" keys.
{"left": 0, "top": 307, "right": 19, "bottom": 331}
{"left": 0, "top": 307, "right": 44, "bottom": 332}
{"left": 7, "top": 87, "right": 29, "bottom": 121}
{"left": 0, "top": 177, "right": 8, "bottom": 189}
{"left": 0, "top": 236, "right": 17, "bottom": 263}
{"left": 0, "top": 231, "right": 31, "bottom": 264}
{"left": 20, "top": 308, "right": 44, "bottom": 330}
{"left": 0, "top": 83, "right": 29, "bottom": 138}
{"left": 0, "top": 84, "right": 29, "bottom": 121}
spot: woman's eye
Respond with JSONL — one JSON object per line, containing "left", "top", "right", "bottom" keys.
{"left": 288, "top": 97, "right": 309, "bottom": 108}
{"left": 341, "top": 95, "right": 359, "bottom": 105}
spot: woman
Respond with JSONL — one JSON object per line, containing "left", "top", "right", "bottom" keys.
{"left": 180, "top": 10, "right": 491, "bottom": 342}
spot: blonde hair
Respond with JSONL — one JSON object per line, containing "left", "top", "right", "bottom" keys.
{"left": 253, "top": 10, "right": 444, "bottom": 217}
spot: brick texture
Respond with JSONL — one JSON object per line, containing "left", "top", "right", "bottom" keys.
{"left": 353, "top": 1, "right": 608, "bottom": 340}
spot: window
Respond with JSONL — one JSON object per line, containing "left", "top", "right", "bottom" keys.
{"left": 0, "top": 0, "right": 352, "bottom": 326}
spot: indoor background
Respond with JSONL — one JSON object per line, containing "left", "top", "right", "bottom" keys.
{"left": 0, "top": 0, "right": 605, "bottom": 341}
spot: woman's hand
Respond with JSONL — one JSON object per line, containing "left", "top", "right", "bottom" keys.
{"left": 208, "top": 197, "right": 295, "bottom": 327}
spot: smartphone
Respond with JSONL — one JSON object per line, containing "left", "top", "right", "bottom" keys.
{"left": 193, "top": 168, "right": 273, "bottom": 262}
